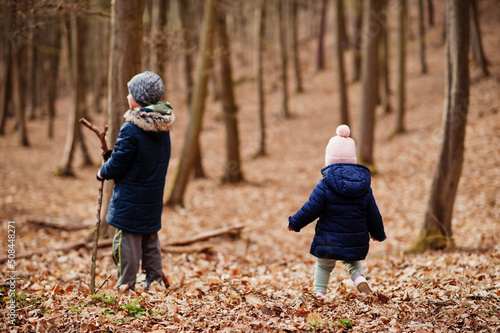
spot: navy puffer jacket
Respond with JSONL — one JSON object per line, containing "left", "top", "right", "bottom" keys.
{"left": 99, "top": 105, "right": 175, "bottom": 234}
{"left": 288, "top": 163, "right": 386, "bottom": 261}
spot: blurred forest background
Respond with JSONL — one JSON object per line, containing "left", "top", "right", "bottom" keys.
{"left": 1, "top": 0, "right": 499, "bottom": 332}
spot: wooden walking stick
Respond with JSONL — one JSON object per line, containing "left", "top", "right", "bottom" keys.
{"left": 79, "top": 118, "right": 108, "bottom": 295}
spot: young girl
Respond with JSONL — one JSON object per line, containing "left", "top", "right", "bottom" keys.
{"left": 288, "top": 125, "right": 386, "bottom": 296}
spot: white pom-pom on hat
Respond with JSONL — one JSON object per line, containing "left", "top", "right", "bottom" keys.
{"left": 325, "top": 124, "right": 357, "bottom": 166}
{"left": 336, "top": 124, "right": 350, "bottom": 138}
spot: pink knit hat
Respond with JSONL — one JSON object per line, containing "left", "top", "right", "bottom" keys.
{"left": 325, "top": 125, "right": 357, "bottom": 166}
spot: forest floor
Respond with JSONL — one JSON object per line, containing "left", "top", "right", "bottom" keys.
{"left": 1, "top": 2, "right": 500, "bottom": 332}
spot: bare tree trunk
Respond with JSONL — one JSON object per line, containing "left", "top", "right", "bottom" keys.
{"left": 25, "top": 6, "right": 36, "bottom": 121}
{"left": 427, "top": 0, "right": 434, "bottom": 27}
{"left": 46, "top": 21, "right": 62, "bottom": 139}
{"left": 351, "top": 0, "right": 363, "bottom": 83}
{"left": 418, "top": 0, "right": 427, "bottom": 74}
{"left": 11, "top": 1, "right": 30, "bottom": 147}
{"left": 101, "top": 0, "right": 145, "bottom": 236}
{"left": 358, "top": 0, "right": 380, "bottom": 169}
{"left": 167, "top": 0, "right": 218, "bottom": 207}
{"left": 379, "top": 0, "right": 391, "bottom": 114}
{"left": 217, "top": 9, "right": 243, "bottom": 184}
{"left": 291, "top": 0, "right": 303, "bottom": 93}
{"left": 469, "top": 0, "right": 489, "bottom": 78}
{"left": 55, "top": 6, "right": 87, "bottom": 176}
{"left": 394, "top": 0, "right": 406, "bottom": 135}
{"left": 178, "top": 0, "right": 194, "bottom": 105}
{"left": 150, "top": 0, "right": 168, "bottom": 77}
{"left": 255, "top": 0, "right": 267, "bottom": 157}
{"left": 316, "top": 0, "right": 327, "bottom": 72}
{"left": 178, "top": 0, "right": 205, "bottom": 179}
{"left": 278, "top": 0, "right": 290, "bottom": 118}
{"left": 410, "top": 0, "right": 469, "bottom": 252}
{"left": 0, "top": 3, "right": 12, "bottom": 135}
{"left": 86, "top": 0, "right": 110, "bottom": 115}
{"left": 334, "top": 0, "right": 349, "bottom": 125}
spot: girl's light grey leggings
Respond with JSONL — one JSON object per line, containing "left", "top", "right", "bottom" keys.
{"left": 313, "top": 257, "right": 364, "bottom": 294}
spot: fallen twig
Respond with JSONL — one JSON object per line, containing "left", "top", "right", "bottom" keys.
{"left": 226, "top": 279, "right": 243, "bottom": 296}
{"left": 0, "top": 224, "right": 243, "bottom": 263}
{"left": 25, "top": 217, "right": 94, "bottom": 231}
{"left": 164, "top": 223, "right": 245, "bottom": 246}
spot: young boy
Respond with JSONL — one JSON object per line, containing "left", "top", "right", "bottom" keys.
{"left": 288, "top": 125, "right": 386, "bottom": 296}
{"left": 97, "top": 71, "right": 175, "bottom": 290}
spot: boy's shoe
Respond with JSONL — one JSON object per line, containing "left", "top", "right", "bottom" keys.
{"left": 354, "top": 275, "right": 373, "bottom": 294}
{"left": 316, "top": 291, "right": 326, "bottom": 297}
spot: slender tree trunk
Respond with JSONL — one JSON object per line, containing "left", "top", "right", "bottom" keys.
{"left": 87, "top": 0, "right": 110, "bottom": 115}
{"left": 427, "top": 0, "right": 434, "bottom": 27}
{"left": 167, "top": 0, "right": 218, "bottom": 207}
{"left": 278, "top": 0, "right": 290, "bottom": 118}
{"left": 11, "top": 1, "right": 30, "bottom": 147}
{"left": 334, "top": 0, "right": 349, "bottom": 125}
{"left": 217, "top": 9, "right": 243, "bottom": 184}
{"left": 380, "top": 0, "right": 391, "bottom": 114}
{"left": 178, "top": 0, "right": 205, "bottom": 179}
{"left": 0, "top": 5, "right": 12, "bottom": 135}
{"left": 291, "top": 0, "right": 303, "bottom": 93}
{"left": 410, "top": 0, "right": 469, "bottom": 252}
{"left": 150, "top": 0, "right": 168, "bottom": 77}
{"left": 101, "top": 0, "right": 145, "bottom": 235}
{"left": 394, "top": 0, "right": 406, "bottom": 134}
{"left": 351, "top": 0, "right": 363, "bottom": 83}
{"left": 418, "top": 0, "right": 427, "bottom": 74}
{"left": 316, "top": 0, "right": 327, "bottom": 72}
{"left": 469, "top": 0, "right": 489, "bottom": 77}
{"left": 46, "top": 21, "right": 62, "bottom": 139}
{"left": 25, "top": 7, "right": 36, "bottom": 121}
{"left": 178, "top": 0, "right": 194, "bottom": 105}
{"left": 255, "top": 0, "right": 267, "bottom": 157}
{"left": 358, "top": 0, "right": 380, "bottom": 169}
{"left": 56, "top": 6, "right": 87, "bottom": 176}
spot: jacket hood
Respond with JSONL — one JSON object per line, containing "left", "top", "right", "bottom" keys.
{"left": 321, "top": 163, "right": 371, "bottom": 197}
{"left": 124, "top": 102, "right": 175, "bottom": 133}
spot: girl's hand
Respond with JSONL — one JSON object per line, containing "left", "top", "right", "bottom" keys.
{"left": 288, "top": 225, "right": 293, "bottom": 231}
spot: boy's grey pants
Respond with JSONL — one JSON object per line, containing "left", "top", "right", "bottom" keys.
{"left": 112, "top": 229, "right": 163, "bottom": 290}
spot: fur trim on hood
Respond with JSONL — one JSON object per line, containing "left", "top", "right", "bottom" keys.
{"left": 124, "top": 108, "right": 175, "bottom": 132}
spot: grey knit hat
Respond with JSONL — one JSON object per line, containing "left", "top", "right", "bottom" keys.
{"left": 127, "top": 71, "right": 165, "bottom": 107}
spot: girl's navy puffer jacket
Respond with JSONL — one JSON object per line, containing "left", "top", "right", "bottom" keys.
{"left": 99, "top": 106, "right": 175, "bottom": 234}
{"left": 288, "top": 163, "right": 386, "bottom": 261}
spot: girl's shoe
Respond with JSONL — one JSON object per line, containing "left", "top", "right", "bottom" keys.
{"left": 354, "top": 275, "right": 373, "bottom": 294}
{"left": 316, "top": 291, "right": 326, "bottom": 297}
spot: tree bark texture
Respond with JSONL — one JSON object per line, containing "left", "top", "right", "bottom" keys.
{"left": 351, "top": 0, "right": 363, "bottom": 82}
{"left": 412, "top": 0, "right": 470, "bottom": 252}
{"left": 291, "top": 0, "right": 303, "bottom": 93}
{"left": 217, "top": 9, "right": 243, "bottom": 183}
{"left": 469, "top": 0, "right": 489, "bottom": 77}
{"left": 167, "top": 0, "right": 218, "bottom": 207}
{"left": 394, "top": 0, "right": 406, "bottom": 134}
{"left": 102, "top": 0, "right": 145, "bottom": 234}
{"left": 149, "top": 0, "right": 168, "bottom": 78}
{"left": 418, "top": 0, "right": 427, "bottom": 74}
{"left": 56, "top": 5, "right": 87, "bottom": 177}
{"left": 11, "top": 1, "right": 30, "bottom": 147}
{"left": 178, "top": 0, "right": 205, "bottom": 179}
{"left": 379, "top": 0, "right": 391, "bottom": 114}
{"left": 358, "top": 0, "right": 381, "bottom": 168}
{"left": 316, "top": 0, "right": 327, "bottom": 72}
{"left": 334, "top": 0, "right": 349, "bottom": 126}
{"left": 278, "top": 0, "right": 290, "bottom": 118}
{"left": 255, "top": 0, "right": 267, "bottom": 156}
